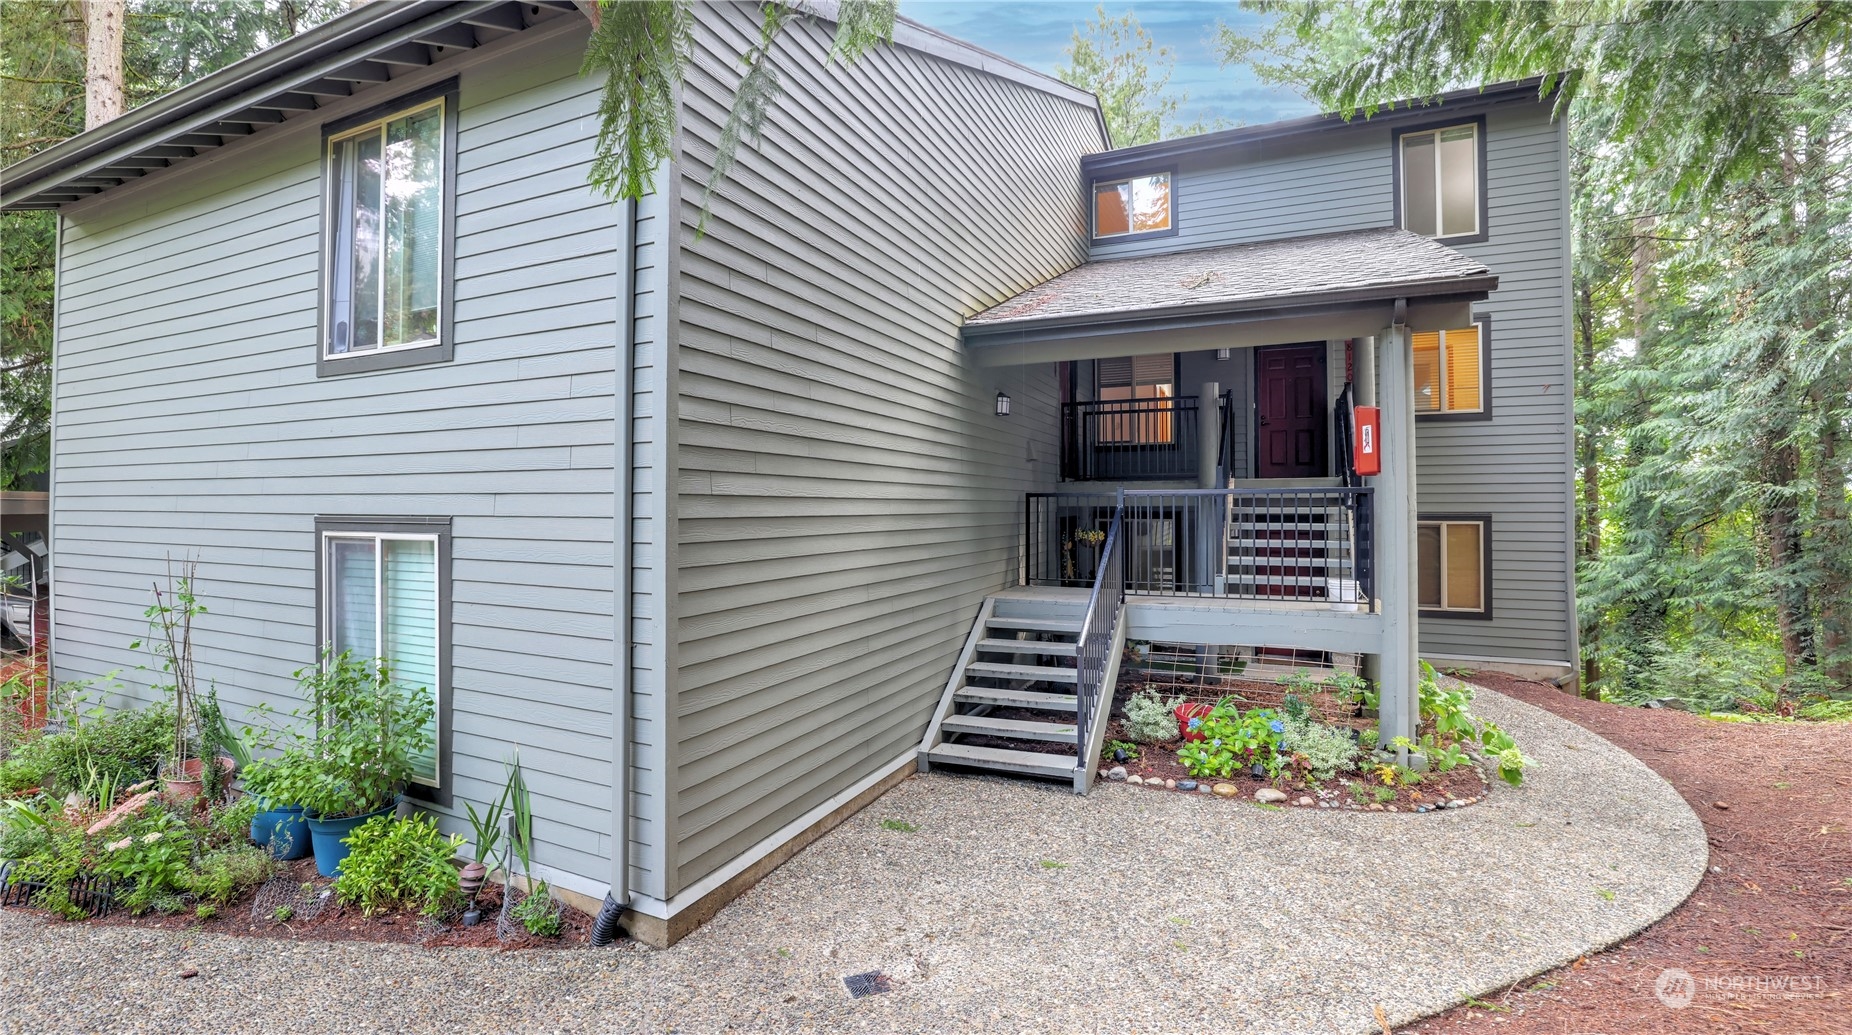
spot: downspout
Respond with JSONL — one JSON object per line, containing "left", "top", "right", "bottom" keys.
{"left": 593, "top": 194, "right": 638, "bottom": 947}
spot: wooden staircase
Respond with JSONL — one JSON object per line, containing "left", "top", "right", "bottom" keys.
{"left": 1219, "top": 502, "right": 1353, "bottom": 601}
{"left": 918, "top": 593, "right": 1121, "bottom": 793}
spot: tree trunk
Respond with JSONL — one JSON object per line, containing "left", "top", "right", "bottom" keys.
{"left": 81, "top": 0, "right": 126, "bottom": 130}
{"left": 1575, "top": 280, "right": 1601, "bottom": 697}
{"left": 1765, "top": 441, "right": 1813, "bottom": 670}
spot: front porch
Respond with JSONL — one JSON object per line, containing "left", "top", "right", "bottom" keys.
{"left": 923, "top": 227, "right": 1498, "bottom": 790}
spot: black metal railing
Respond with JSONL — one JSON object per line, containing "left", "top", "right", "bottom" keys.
{"left": 1072, "top": 505, "right": 1125, "bottom": 763}
{"left": 1025, "top": 492, "right": 1120, "bottom": 587}
{"left": 1026, "top": 487, "right": 1376, "bottom": 611}
{"left": 1060, "top": 397, "right": 1200, "bottom": 481}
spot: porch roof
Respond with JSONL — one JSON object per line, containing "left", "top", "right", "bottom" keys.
{"left": 962, "top": 227, "right": 1496, "bottom": 349}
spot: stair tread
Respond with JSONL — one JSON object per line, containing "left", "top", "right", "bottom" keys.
{"left": 941, "top": 714, "right": 1079, "bottom": 742}
{"left": 954, "top": 686, "right": 1079, "bottom": 711}
{"left": 986, "top": 616, "right": 1082, "bottom": 634}
{"left": 966, "top": 661, "right": 1077, "bottom": 683}
{"left": 975, "top": 637, "right": 1078, "bottom": 656}
{"left": 928, "top": 742, "right": 1077, "bottom": 778}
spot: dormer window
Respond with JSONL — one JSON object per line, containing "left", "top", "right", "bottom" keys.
{"left": 1397, "top": 121, "right": 1482, "bottom": 240}
{"left": 1093, "top": 171, "right": 1172, "bottom": 239}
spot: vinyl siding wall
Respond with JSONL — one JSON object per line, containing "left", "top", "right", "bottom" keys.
{"left": 48, "top": 24, "right": 655, "bottom": 895}
{"left": 1087, "top": 100, "right": 1574, "bottom": 664}
{"left": 665, "top": 3, "right": 1104, "bottom": 895}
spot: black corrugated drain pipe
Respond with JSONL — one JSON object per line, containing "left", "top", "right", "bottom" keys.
{"left": 590, "top": 892, "right": 625, "bottom": 946}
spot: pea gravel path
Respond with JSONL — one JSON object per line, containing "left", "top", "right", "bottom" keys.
{"left": 1, "top": 685, "right": 1705, "bottom": 1034}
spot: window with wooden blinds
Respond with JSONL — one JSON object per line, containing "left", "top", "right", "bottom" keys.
{"left": 1096, "top": 354, "right": 1176, "bottom": 444}
{"left": 1410, "top": 321, "right": 1486, "bottom": 416}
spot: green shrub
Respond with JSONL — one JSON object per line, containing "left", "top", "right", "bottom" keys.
{"left": 513, "top": 881, "right": 562, "bottom": 937}
{"left": 1278, "top": 717, "right": 1359, "bottom": 782}
{"left": 181, "top": 845, "right": 273, "bottom": 905}
{"left": 1121, "top": 687, "right": 1182, "bottom": 745}
{"left": 13, "top": 704, "right": 172, "bottom": 800}
{"left": 94, "top": 807, "right": 195, "bottom": 914}
{"left": 333, "top": 813, "right": 464, "bottom": 917}
{"left": 1798, "top": 698, "right": 1852, "bottom": 722}
{"left": 202, "top": 796, "right": 259, "bottom": 850}
{"left": 0, "top": 754, "right": 44, "bottom": 795}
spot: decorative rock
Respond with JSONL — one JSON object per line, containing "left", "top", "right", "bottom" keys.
{"left": 1163, "top": 779, "right": 1176, "bottom": 790}
{"left": 1254, "top": 788, "right": 1288, "bottom": 804}
{"left": 1368, "top": 803, "right": 1385, "bottom": 811}
{"left": 1416, "top": 805, "right": 1430, "bottom": 813}
{"left": 1197, "top": 784, "right": 1213, "bottom": 794}
{"left": 1386, "top": 805, "right": 1398, "bottom": 812}
{"left": 1445, "top": 800, "right": 1465, "bottom": 809}
{"left": 1105, "top": 766, "right": 1127, "bottom": 782}
{"left": 1127, "top": 775, "right": 1144, "bottom": 786}
{"left": 1212, "top": 782, "right": 1239, "bottom": 798}
{"left": 1296, "top": 796, "right": 1314, "bottom": 807}
{"left": 1177, "top": 779, "right": 1198, "bottom": 791}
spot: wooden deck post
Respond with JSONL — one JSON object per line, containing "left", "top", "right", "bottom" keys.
{"left": 1374, "top": 314, "right": 1419, "bottom": 753}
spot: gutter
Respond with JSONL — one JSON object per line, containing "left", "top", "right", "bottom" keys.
{"left": 0, "top": 0, "right": 507, "bottom": 210}
{"left": 594, "top": 194, "right": 639, "bottom": 946}
{"left": 962, "top": 277, "right": 1500, "bottom": 349}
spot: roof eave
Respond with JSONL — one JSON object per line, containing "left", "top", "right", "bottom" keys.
{"left": 962, "top": 276, "right": 1499, "bottom": 348}
{"left": 1082, "top": 76, "right": 1561, "bottom": 175}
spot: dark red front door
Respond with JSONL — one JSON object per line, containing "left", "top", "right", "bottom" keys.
{"left": 1255, "top": 344, "right": 1328, "bottom": 478}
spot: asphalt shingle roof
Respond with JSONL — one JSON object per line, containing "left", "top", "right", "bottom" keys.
{"left": 965, "top": 227, "right": 1493, "bottom": 331}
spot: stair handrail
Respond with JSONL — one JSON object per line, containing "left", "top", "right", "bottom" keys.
{"left": 1072, "top": 502, "right": 1127, "bottom": 769}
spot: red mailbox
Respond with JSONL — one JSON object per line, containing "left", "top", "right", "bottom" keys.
{"left": 1353, "top": 405, "right": 1381, "bottom": 476}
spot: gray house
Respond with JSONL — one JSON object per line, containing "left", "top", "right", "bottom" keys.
{"left": 1, "top": 0, "right": 1573, "bottom": 946}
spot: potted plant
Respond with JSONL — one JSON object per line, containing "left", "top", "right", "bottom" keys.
{"left": 135, "top": 561, "right": 209, "bottom": 804}
{"left": 239, "top": 752, "right": 313, "bottom": 861}
{"left": 250, "top": 650, "right": 433, "bottom": 876}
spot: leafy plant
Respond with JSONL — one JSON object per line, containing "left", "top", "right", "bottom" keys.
{"left": 1277, "top": 716, "right": 1359, "bottom": 782}
{"left": 1121, "top": 687, "right": 1183, "bottom": 744}
{"left": 7, "top": 703, "right": 172, "bottom": 801}
{"left": 180, "top": 845, "right": 273, "bottom": 906}
{"left": 131, "top": 560, "right": 206, "bottom": 777}
{"left": 333, "top": 814, "right": 464, "bottom": 918}
{"left": 512, "top": 879, "right": 562, "bottom": 937}
{"left": 94, "top": 808, "right": 194, "bottom": 914}
{"left": 244, "top": 650, "right": 432, "bottom": 819}
{"left": 878, "top": 818, "right": 916, "bottom": 832}
{"left": 1177, "top": 703, "right": 1287, "bottom": 779}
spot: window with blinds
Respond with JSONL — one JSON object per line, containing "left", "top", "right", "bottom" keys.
{"left": 324, "top": 531, "right": 443, "bottom": 787}
{"left": 1411, "top": 322, "right": 1485, "bottom": 415}
{"left": 1096, "top": 353, "right": 1176, "bottom": 443}
{"left": 325, "top": 92, "right": 449, "bottom": 362}
{"left": 1418, "top": 518, "right": 1489, "bottom": 613}
{"left": 1400, "top": 122, "right": 1480, "bottom": 239}
{"left": 1093, "top": 172, "right": 1172, "bottom": 238}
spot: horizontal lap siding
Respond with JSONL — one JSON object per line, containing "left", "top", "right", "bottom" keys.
{"left": 50, "top": 28, "right": 642, "bottom": 889}
{"left": 1086, "top": 101, "right": 1573, "bottom": 665}
{"left": 668, "top": 3, "right": 1101, "bottom": 894}
{"left": 1417, "top": 103, "right": 1573, "bottom": 664}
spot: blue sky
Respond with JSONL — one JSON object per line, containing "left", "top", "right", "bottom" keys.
{"left": 898, "top": 1, "right": 1317, "bottom": 129}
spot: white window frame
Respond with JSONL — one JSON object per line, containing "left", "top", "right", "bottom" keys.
{"left": 320, "top": 89, "right": 451, "bottom": 368}
{"left": 319, "top": 528, "right": 445, "bottom": 790}
{"left": 1418, "top": 518, "right": 1490, "bottom": 615}
{"left": 1091, "top": 170, "right": 1174, "bottom": 239}
{"left": 1399, "top": 121, "right": 1481, "bottom": 240}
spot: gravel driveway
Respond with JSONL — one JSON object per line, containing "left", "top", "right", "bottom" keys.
{"left": 0, "top": 686, "right": 1706, "bottom": 1034}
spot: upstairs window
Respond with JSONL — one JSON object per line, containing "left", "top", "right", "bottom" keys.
{"left": 1093, "top": 172, "right": 1172, "bottom": 239}
{"left": 321, "top": 81, "right": 456, "bottom": 375}
{"left": 1398, "top": 122, "right": 1481, "bottom": 240}
{"left": 1412, "top": 319, "right": 1487, "bottom": 416}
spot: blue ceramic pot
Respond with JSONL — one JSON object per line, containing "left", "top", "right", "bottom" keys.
{"left": 264, "top": 805, "right": 312, "bottom": 861}
{"left": 305, "top": 801, "right": 396, "bottom": 877}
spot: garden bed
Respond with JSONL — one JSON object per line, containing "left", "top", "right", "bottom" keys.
{"left": 957, "top": 666, "right": 1515, "bottom": 812}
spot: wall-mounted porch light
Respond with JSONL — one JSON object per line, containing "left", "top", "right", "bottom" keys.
{"left": 995, "top": 391, "right": 1012, "bottom": 417}
{"left": 1215, "top": 348, "right": 1231, "bottom": 361}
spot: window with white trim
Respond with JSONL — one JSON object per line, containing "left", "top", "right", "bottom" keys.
{"left": 320, "top": 523, "right": 447, "bottom": 790}
{"left": 324, "top": 95, "right": 448, "bottom": 361}
{"left": 1092, "top": 172, "right": 1172, "bottom": 238}
{"left": 1399, "top": 122, "right": 1480, "bottom": 239}
{"left": 1418, "top": 518, "right": 1488, "bottom": 614}
{"left": 1412, "top": 322, "right": 1485, "bottom": 414}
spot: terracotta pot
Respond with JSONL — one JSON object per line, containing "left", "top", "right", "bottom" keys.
{"left": 160, "top": 756, "right": 235, "bottom": 804}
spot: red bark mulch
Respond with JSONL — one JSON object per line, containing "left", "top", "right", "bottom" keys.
{"left": 1402, "top": 673, "right": 1852, "bottom": 1035}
